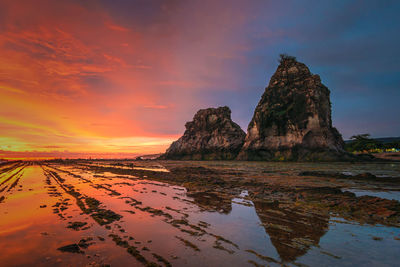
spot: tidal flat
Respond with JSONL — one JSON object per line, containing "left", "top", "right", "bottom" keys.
{"left": 0, "top": 160, "right": 400, "bottom": 266}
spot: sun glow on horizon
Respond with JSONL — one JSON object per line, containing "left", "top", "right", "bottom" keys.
{"left": 0, "top": 1, "right": 191, "bottom": 159}
{"left": 2, "top": 1, "right": 399, "bottom": 160}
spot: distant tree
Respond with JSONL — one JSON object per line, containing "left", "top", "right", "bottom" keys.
{"left": 279, "top": 53, "right": 297, "bottom": 63}
{"left": 345, "top": 134, "right": 381, "bottom": 152}
{"left": 350, "top": 133, "right": 371, "bottom": 140}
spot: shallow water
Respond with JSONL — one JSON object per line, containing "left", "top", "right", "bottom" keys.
{"left": 0, "top": 162, "right": 399, "bottom": 266}
{"left": 344, "top": 189, "right": 400, "bottom": 202}
{"left": 193, "top": 161, "right": 400, "bottom": 178}
{"left": 85, "top": 161, "right": 170, "bottom": 172}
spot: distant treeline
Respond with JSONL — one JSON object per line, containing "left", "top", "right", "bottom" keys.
{"left": 345, "top": 134, "right": 400, "bottom": 153}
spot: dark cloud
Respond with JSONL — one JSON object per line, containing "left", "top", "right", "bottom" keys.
{"left": 206, "top": 0, "right": 400, "bottom": 139}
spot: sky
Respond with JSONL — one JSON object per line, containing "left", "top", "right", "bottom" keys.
{"left": 0, "top": 0, "right": 399, "bottom": 159}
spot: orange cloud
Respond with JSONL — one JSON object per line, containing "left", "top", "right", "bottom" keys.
{"left": 105, "top": 21, "right": 130, "bottom": 32}
{"left": 0, "top": 0, "right": 254, "bottom": 159}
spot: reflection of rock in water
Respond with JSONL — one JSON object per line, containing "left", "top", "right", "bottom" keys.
{"left": 187, "top": 191, "right": 232, "bottom": 214}
{"left": 254, "top": 201, "right": 329, "bottom": 262}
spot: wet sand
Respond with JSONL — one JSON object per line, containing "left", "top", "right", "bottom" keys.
{"left": 1, "top": 160, "right": 400, "bottom": 266}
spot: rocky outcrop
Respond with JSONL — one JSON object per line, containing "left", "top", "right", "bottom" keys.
{"left": 237, "top": 55, "right": 345, "bottom": 161}
{"left": 162, "top": 106, "right": 245, "bottom": 160}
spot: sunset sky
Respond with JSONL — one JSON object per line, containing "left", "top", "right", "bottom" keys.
{"left": 1, "top": 0, "right": 399, "bottom": 159}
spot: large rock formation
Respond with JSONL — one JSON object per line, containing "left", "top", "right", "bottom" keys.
{"left": 162, "top": 106, "right": 245, "bottom": 160}
{"left": 237, "top": 55, "right": 345, "bottom": 161}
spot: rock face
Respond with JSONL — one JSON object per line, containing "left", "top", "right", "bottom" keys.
{"left": 237, "top": 55, "right": 345, "bottom": 161}
{"left": 162, "top": 106, "right": 245, "bottom": 160}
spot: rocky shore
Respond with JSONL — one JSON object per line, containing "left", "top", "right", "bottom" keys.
{"left": 2, "top": 159, "right": 399, "bottom": 265}
{"left": 81, "top": 160, "right": 400, "bottom": 228}
{"left": 76, "top": 159, "right": 400, "bottom": 262}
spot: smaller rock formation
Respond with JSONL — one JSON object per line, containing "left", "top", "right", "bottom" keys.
{"left": 162, "top": 106, "right": 245, "bottom": 160}
{"left": 237, "top": 54, "right": 346, "bottom": 161}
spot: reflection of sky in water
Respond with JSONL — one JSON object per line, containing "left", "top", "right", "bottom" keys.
{"left": 1, "top": 164, "right": 400, "bottom": 266}
{"left": 344, "top": 189, "right": 400, "bottom": 202}
{"left": 189, "top": 197, "right": 281, "bottom": 265}
{"left": 298, "top": 218, "right": 400, "bottom": 267}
